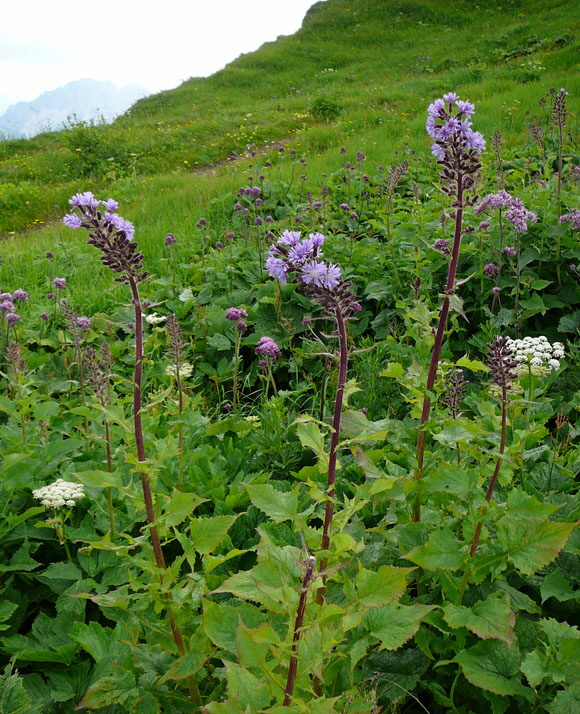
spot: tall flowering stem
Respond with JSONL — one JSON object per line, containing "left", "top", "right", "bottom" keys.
{"left": 414, "top": 94, "right": 485, "bottom": 522}
{"left": 63, "top": 193, "right": 202, "bottom": 707}
{"left": 283, "top": 555, "right": 316, "bottom": 706}
{"left": 266, "top": 230, "right": 361, "bottom": 596}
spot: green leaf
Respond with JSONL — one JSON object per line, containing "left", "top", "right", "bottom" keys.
{"left": 75, "top": 469, "right": 124, "bottom": 489}
{"left": 545, "top": 682, "right": 580, "bottom": 713}
{"left": 76, "top": 671, "right": 140, "bottom": 710}
{"left": 0, "top": 600, "right": 18, "bottom": 631}
{"left": 70, "top": 621, "right": 115, "bottom": 662}
{"left": 245, "top": 483, "right": 298, "bottom": 523}
{"left": 203, "top": 599, "right": 265, "bottom": 652}
{"left": 521, "top": 649, "right": 550, "bottom": 688}
{"left": 453, "top": 640, "right": 532, "bottom": 698}
{"left": 506, "top": 491, "right": 562, "bottom": 520}
{"left": 456, "top": 355, "right": 488, "bottom": 372}
{"left": 295, "top": 418, "right": 329, "bottom": 467}
{"left": 356, "top": 565, "right": 413, "bottom": 608}
{"left": 496, "top": 517, "right": 577, "bottom": 575}
{"left": 189, "top": 515, "right": 237, "bottom": 555}
{"left": 422, "top": 465, "right": 478, "bottom": 499}
{"left": 224, "top": 661, "right": 272, "bottom": 711}
{"left": 433, "top": 418, "right": 486, "bottom": 446}
{"left": 0, "top": 673, "right": 39, "bottom": 714}
{"left": 405, "top": 528, "right": 468, "bottom": 571}
{"left": 442, "top": 592, "right": 515, "bottom": 645}
{"left": 541, "top": 571, "right": 579, "bottom": 603}
{"left": 380, "top": 362, "right": 405, "bottom": 379}
{"left": 447, "top": 293, "right": 469, "bottom": 322}
{"left": 163, "top": 490, "right": 207, "bottom": 528}
{"left": 361, "top": 648, "right": 429, "bottom": 704}
{"left": 364, "top": 602, "right": 435, "bottom": 651}
{"left": 207, "top": 332, "right": 232, "bottom": 350}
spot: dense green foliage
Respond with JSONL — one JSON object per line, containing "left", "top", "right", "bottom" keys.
{"left": 1, "top": 1, "right": 580, "bottom": 712}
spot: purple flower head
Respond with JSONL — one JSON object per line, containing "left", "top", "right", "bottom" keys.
{"left": 288, "top": 240, "right": 315, "bottom": 266}
{"left": 254, "top": 217, "right": 263, "bottom": 226}
{"left": 427, "top": 94, "right": 485, "bottom": 160}
{"left": 226, "top": 231, "right": 236, "bottom": 240}
{"left": 234, "top": 203, "right": 243, "bottom": 211}
{"left": 53, "top": 278, "right": 66, "bottom": 290}
{"left": 236, "top": 320, "right": 247, "bottom": 335}
{"left": 46, "top": 252, "right": 54, "bottom": 259}
{"left": 197, "top": 218, "right": 207, "bottom": 227}
{"left": 266, "top": 256, "right": 288, "bottom": 283}
{"left": 278, "top": 230, "right": 302, "bottom": 247}
{"left": 443, "top": 92, "right": 459, "bottom": 103}
{"left": 0, "top": 299, "right": 14, "bottom": 313}
{"left": 560, "top": 209, "right": 580, "bottom": 230}
{"left": 492, "top": 286, "right": 501, "bottom": 294}
{"left": 505, "top": 197, "right": 537, "bottom": 233}
{"left": 255, "top": 198, "right": 264, "bottom": 207}
{"left": 215, "top": 241, "right": 224, "bottom": 250}
{"left": 164, "top": 232, "right": 177, "bottom": 246}
{"left": 265, "top": 215, "right": 274, "bottom": 223}
{"left": 432, "top": 238, "right": 451, "bottom": 255}
{"left": 63, "top": 214, "right": 83, "bottom": 229}
{"left": 478, "top": 220, "right": 490, "bottom": 230}
{"left": 349, "top": 211, "right": 358, "bottom": 220}
{"left": 255, "top": 336, "right": 281, "bottom": 362}
{"left": 340, "top": 203, "right": 350, "bottom": 211}
{"left": 356, "top": 151, "right": 366, "bottom": 161}
{"left": 12, "top": 289, "right": 29, "bottom": 302}
{"left": 69, "top": 192, "right": 98, "bottom": 208}
{"left": 6, "top": 313, "right": 21, "bottom": 326}
{"left": 40, "top": 312, "right": 49, "bottom": 322}
{"left": 309, "top": 232, "right": 325, "bottom": 249}
{"left": 484, "top": 263, "right": 499, "bottom": 278}
{"left": 47, "top": 292, "right": 55, "bottom": 300}
{"left": 225, "top": 307, "right": 248, "bottom": 322}
{"left": 504, "top": 246, "right": 516, "bottom": 257}
{"left": 301, "top": 260, "right": 342, "bottom": 290}
{"left": 102, "top": 198, "right": 119, "bottom": 212}
{"left": 105, "top": 214, "right": 135, "bottom": 239}
{"left": 455, "top": 99, "right": 475, "bottom": 116}
{"left": 75, "top": 316, "right": 91, "bottom": 333}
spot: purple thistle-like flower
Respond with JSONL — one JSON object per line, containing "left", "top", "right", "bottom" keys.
{"left": 53, "top": 278, "right": 66, "bottom": 290}
{"left": 40, "top": 312, "right": 49, "bottom": 321}
{"left": 12, "top": 289, "right": 29, "bottom": 302}
{"left": 484, "top": 263, "right": 499, "bottom": 277}
{"left": 278, "top": 230, "right": 302, "bottom": 247}
{"left": 456, "top": 100, "right": 475, "bottom": 116}
{"left": 0, "top": 299, "right": 14, "bottom": 313}
{"left": 340, "top": 203, "right": 350, "bottom": 211}
{"left": 63, "top": 214, "right": 83, "bottom": 229}
{"left": 432, "top": 238, "right": 451, "bottom": 255}
{"left": 164, "top": 232, "right": 177, "bottom": 246}
{"left": 266, "top": 257, "right": 288, "bottom": 283}
{"left": 236, "top": 320, "right": 247, "bottom": 335}
{"left": 6, "top": 313, "right": 21, "bottom": 326}
{"left": 69, "top": 192, "right": 98, "bottom": 208}
{"left": 504, "top": 246, "right": 516, "bottom": 256}
{"left": 75, "top": 316, "right": 91, "bottom": 333}
{"left": 225, "top": 307, "right": 248, "bottom": 321}
{"left": 255, "top": 336, "right": 281, "bottom": 362}
{"left": 102, "top": 198, "right": 119, "bottom": 212}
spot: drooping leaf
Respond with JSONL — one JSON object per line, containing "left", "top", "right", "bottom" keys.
{"left": 224, "top": 661, "right": 273, "bottom": 711}
{"left": 541, "top": 571, "right": 579, "bottom": 603}
{"left": 442, "top": 591, "right": 515, "bottom": 645}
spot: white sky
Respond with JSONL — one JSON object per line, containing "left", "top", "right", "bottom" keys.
{"left": 1, "top": 0, "right": 322, "bottom": 114}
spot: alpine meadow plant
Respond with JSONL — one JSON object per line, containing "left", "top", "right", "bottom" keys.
{"left": 63, "top": 192, "right": 202, "bottom": 706}
{"left": 414, "top": 93, "right": 485, "bottom": 521}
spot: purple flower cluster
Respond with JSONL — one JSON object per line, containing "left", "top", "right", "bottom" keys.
{"left": 62, "top": 193, "right": 146, "bottom": 283}
{"left": 0, "top": 289, "right": 27, "bottom": 327}
{"left": 266, "top": 230, "right": 341, "bottom": 290}
{"left": 560, "top": 208, "right": 580, "bottom": 231}
{"left": 426, "top": 92, "right": 486, "bottom": 160}
{"left": 255, "top": 336, "right": 281, "bottom": 362}
{"left": 225, "top": 307, "right": 248, "bottom": 321}
{"left": 475, "top": 191, "right": 537, "bottom": 232}
{"left": 484, "top": 263, "right": 499, "bottom": 278}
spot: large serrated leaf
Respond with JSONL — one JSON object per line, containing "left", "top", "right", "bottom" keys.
{"left": 356, "top": 565, "right": 413, "bottom": 608}
{"left": 443, "top": 592, "right": 515, "bottom": 645}
{"left": 245, "top": 483, "right": 298, "bottom": 523}
{"left": 404, "top": 527, "right": 468, "bottom": 571}
{"left": 496, "top": 517, "right": 577, "bottom": 576}
{"left": 453, "top": 640, "right": 532, "bottom": 698}
{"left": 363, "top": 602, "right": 435, "bottom": 651}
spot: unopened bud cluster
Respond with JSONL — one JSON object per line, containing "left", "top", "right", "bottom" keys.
{"left": 32, "top": 479, "right": 85, "bottom": 509}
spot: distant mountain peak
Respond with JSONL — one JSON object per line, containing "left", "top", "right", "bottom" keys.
{"left": 0, "top": 79, "right": 149, "bottom": 139}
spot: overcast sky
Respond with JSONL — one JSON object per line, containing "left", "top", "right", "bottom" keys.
{"left": 1, "top": 0, "right": 322, "bottom": 114}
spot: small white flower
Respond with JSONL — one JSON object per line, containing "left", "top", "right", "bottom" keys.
{"left": 165, "top": 362, "right": 193, "bottom": 378}
{"left": 530, "top": 357, "right": 543, "bottom": 366}
{"left": 548, "top": 359, "right": 561, "bottom": 370}
{"left": 145, "top": 312, "right": 167, "bottom": 325}
{"left": 32, "top": 478, "right": 85, "bottom": 509}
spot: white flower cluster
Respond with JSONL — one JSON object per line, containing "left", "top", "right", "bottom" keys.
{"left": 145, "top": 312, "right": 167, "bottom": 325}
{"left": 165, "top": 362, "right": 193, "bottom": 378}
{"left": 32, "top": 479, "right": 85, "bottom": 509}
{"left": 506, "top": 336, "right": 565, "bottom": 375}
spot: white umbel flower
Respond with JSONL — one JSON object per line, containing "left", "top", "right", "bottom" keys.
{"left": 145, "top": 312, "right": 167, "bottom": 325}
{"left": 506, "top": 335, "right": 564, "bottom": 374}
{"left": 165, "top": 362, "right": 193, "bottom": 378}
{"left": 32, "top": 479, "right": 85, "bottom": 509}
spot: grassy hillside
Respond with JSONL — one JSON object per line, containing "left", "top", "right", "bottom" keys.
{"left": 0, "top": 0, "right": 578, "bottom": 243}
